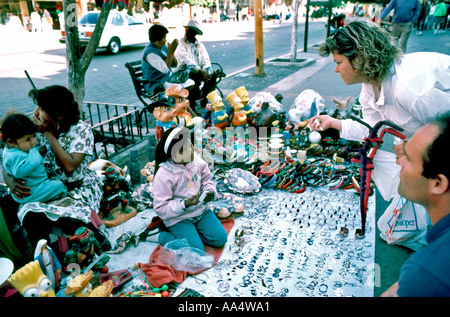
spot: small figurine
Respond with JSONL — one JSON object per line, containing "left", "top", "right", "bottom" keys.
{"left": 65, "top": 270, "right": 114, "bottom": 297}
{"left": 152, "top": 92, "right": 178, "bottom": 141}
{"left": 166, "top": 86, "right": 196, "bottom": 130}
{"left": 8, "top": 260, "right": 56, "bottom": 297}
{"left": 207, "top": 90, "right": 229, "bottom": 130}
{"left": 235, "top": 86, "right": 254, "bottom": 122}
{"left": 34, "top": 239, "right": 62, "bottom": 291}
{"left": 226, "top": 92, "right": 247, "bottom": 128}
{"left": 100, "top": 166, "right": 133, "bottom": 222}
{"left": 140, "top": 161, "right": 155, "bottom": 183}
{"left": 64, "top": 227, "right": 110, "bottom": 273}
{"left": 251, "top": 101, "right": 278, "bottom": 129}
{"left": 90, "top": 280, "right": 114, "bottom": 297}
{"left": 64, "top": 270, "right": 93, "bottom": 297}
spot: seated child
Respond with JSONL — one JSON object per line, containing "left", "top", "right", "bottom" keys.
{"left": 1, "top": 112, "right": 67, "bottom": 204}
{"left": 151, "top": 127, "right": 228, "bottom": 251}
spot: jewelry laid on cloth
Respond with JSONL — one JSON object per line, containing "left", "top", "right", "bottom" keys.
{"left": 177, "top": 187, "right": 376, "bottom": 297}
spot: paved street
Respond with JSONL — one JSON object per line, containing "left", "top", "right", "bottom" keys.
{"left": 0, "top": 20, "right": 326, "bottom": 116}
{"left": 0, "top": 16, "right": 449, "bottom": 297}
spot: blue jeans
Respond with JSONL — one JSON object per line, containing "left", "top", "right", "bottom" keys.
{"left": 159, "top": 209, "right": 228, "bottom": 252}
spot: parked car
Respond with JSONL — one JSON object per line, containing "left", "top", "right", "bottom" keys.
{"left": 60, "top": 10, "right": 151, "bottom": 54}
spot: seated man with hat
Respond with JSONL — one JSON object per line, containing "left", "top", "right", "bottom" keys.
{"left": 175, "top": 19, "right": 218, "bottom": 112}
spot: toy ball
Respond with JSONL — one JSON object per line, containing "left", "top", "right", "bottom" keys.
{"left": 309, "top": 131, "right": 322, "bottom": 144}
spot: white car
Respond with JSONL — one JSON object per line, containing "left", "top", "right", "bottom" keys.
{"left": 60, "top": 10, "right": 151, "bottom": 54}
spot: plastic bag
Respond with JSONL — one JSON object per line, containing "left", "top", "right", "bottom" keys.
{"left": 159, "top": 238, "right": 214, "bottom": 273}
{"left": 248, "top": 92, "right": 282, "bottom": 112}
{"left": 371, "top": 150, "right": 401, "bottom": 201}
{"left": 168, "top": 64, "right": 193, "bottom": 84}
{"left": 288, "top": 89, "right": 325, "bottom": 122}
{"left": 377, "top": 194, "right": 431, "bottom": 251}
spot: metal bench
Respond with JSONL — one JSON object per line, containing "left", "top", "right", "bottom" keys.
{"left": 124, "top": 60, "right": 163, "bottom": 113}
{"left": 125, "top": 60, "right": 227, "bottom": 112}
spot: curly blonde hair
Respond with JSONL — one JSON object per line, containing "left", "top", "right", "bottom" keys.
{"left": 319, "top": 21, "right": 402, "bottom": 83}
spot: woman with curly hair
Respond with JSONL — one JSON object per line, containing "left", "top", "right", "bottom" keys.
{"left": 310, "top": 20, "right": 449, "bottom": 146}
{"left": 309, "top": 20, "right": 450, "bottom": 250}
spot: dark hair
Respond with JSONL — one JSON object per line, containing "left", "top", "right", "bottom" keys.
{"left": 422, "top": 111, "right": 450, "bottom": 183}
{"left": 1, "top": 112, "right": 37, "bottom": 143}
{"left": 149, "top": 24, "right": 168, "bottom": 43}
{"left": 28, "top": 85, "right": 80, "bottom": 134}
{"left": 154, "top": 127, "right": 192, "bottom": 174}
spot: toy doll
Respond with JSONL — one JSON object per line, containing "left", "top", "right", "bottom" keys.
{"left": 34, "top": 239, "right": 62, "bottom": 291}
{"left": 207, "top": 90, "right": 229, "bottom": 130}
{"left": 8, "top": 260, "right": 55, "bottom": 297}
{"left": 64, "top": 270, "right": 114, "bottom": 297}
{"left": 235, "top": 86, "right": 254, "bottom": 122}
{"left": 151, "top": 92, "right": 178, "bottom": 141}
{"left": 167, "top": 86, "right": 196, "bottom": 130}
{"left": 226, "top": 92, "right": 247, "bottom": 128}
{"left": 64, "top": 227, "right": 110, "bottom": 273}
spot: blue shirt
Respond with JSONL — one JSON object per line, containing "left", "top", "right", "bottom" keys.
{"left": 397, "top": 214, "right": 450, "bottom": 297}
{"left": 380, "top": 0, "right": 420, "bottom": 23}
{"left": 142, "top": 43, "right": 171, "bottom": 94}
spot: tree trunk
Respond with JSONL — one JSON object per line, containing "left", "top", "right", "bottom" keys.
{"left": 290, "top": 0, "right": 300, "bottom": 62}
{"left": 63, "top": 0, "right": 112, "bottom": 113}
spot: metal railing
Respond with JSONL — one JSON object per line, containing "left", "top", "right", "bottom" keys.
{"left": 84, "top": 101, "right": 155, "bottom": 159}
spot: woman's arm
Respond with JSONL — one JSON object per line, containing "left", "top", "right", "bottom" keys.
{"left": 43, "top": 130, "right": 85, "bottom": 175}
{"left": 2, "top": 168, "right": 32, "bottom": 200}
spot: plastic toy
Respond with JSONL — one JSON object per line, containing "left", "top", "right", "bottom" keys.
{"left": 226, "top": 92, "right": 247, "bottom": 128}
{"left": 207, "top": 90, "right": 228, "bottom": 130}
{"left": 90, "top": 280, "right": 114, "bottom": 297}
{"left": 251, "top": 102, "right": 279, "bottom": 129}
{"left": 167, "top": 86, "right": 196, "bottom": 130}
{"left": 235, "top": 86, "right": 254, "bottom": 122}
{"left": 64, "top": 270, "right": 93, "bottom": 297}
{"left": 99, "top": 166, "right": 136, "bottom": 227}
{"left": 34, "top": 239, "right": 62, "bottom": 291}
{"left": 64, "top": 227, "right": 110, "bottom": 273}
{"left": 152, "top": 92, "right": 178, "bottom": 141}
{"left": 8, "top": 260, "right": 55, "bottom": 297}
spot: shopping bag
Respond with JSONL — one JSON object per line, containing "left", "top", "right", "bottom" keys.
{"left": 377, "top": 194, "right": 431, "bottom": 251}
{"left": 371, "top": 150, "right": 400, "bottom": 201}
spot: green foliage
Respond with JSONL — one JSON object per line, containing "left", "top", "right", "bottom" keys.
{"left": 185, "top": 0, "right": 214, "bottom": 7}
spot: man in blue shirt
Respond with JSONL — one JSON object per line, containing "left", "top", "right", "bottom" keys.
{"left": 382, "top": 112, "right": 450, "bottom": 296}
{"left": 380, "top": 0, "right": 420, "bottom": 52}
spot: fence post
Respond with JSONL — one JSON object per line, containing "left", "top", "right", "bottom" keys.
{"left": 129, "top": 149, "right": 141, "bottom": 186}
{"left": 147, "top": 132, "right": 156, "bottom": 162}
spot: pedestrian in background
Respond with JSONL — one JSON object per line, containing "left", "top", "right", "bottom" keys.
{"left": 416, "top": 0, "right": 431, "bottom": 35}
{"left": 380, "top": 0, "right": 420, "bottom": 52}
{"left": 426, "top": 1, "right": 437, "bottom": 31}
{"left": 310, "top": 20, "right": 450, "bottom": 250}
{"left": 434, "top": 0, "right": 448, "bottom": 33}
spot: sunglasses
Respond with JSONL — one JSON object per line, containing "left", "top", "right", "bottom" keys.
{"left": 333, "top": 27, "right": 354, "bottom": 44}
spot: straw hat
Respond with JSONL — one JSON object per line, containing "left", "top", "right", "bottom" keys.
{"left": 184, "top": 19, "right": 203, "bottom": 35}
